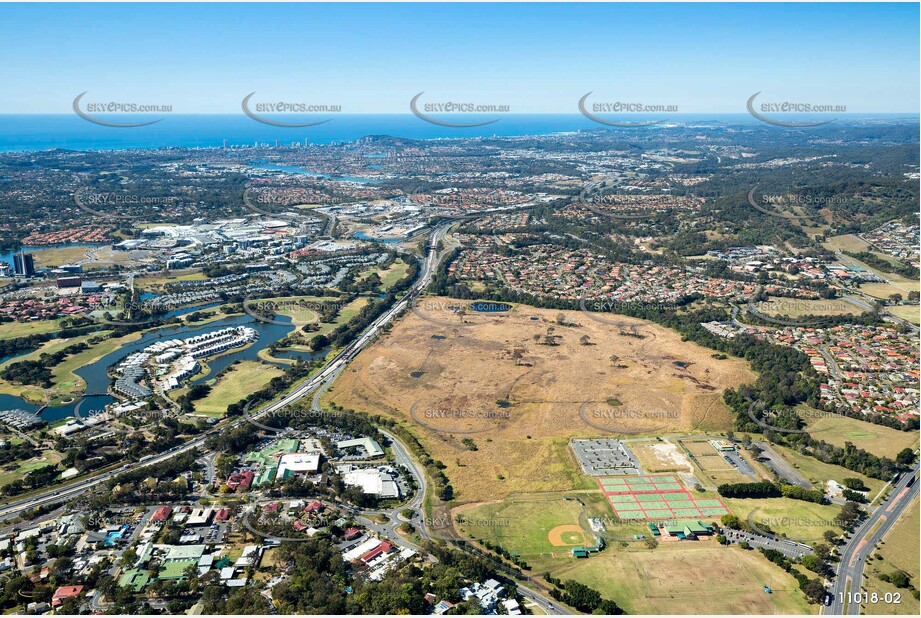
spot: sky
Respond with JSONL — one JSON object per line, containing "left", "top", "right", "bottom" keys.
{"left": 0, "top": 2, "right": 918, "bottom": 114}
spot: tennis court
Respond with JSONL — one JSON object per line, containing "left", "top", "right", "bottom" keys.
{"left": 598, "top": 474, "right": 730, "bottom": 520}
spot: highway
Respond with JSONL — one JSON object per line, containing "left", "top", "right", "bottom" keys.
{"left": 0, "top": 221, "right": 451, "bottom": 522}
{"left": 1, "top": 214, "right": 569, "bottom": 613}
{"left": 827, "top": 465, "right": 919, "bottom": 615}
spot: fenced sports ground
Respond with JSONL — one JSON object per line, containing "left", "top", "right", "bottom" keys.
{"left": 599, "top": 474, "right": 729, "bottom": 520}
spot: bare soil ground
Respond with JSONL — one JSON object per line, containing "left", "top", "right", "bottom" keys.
{"left": 325, "top": 298, "right": 755, "bottom": 502}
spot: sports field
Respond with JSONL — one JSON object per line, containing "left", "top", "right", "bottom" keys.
{"left": 599, "top": 475, "right": 729, "bottom": 520}
{"left": 539, "top": 543, "right": 813, "bottom": 614}
{"left": 452, "top": 494, "right": 595, "bottom": 557}
{"left": 805, "top": 411, "right": 919, "bottom": 459}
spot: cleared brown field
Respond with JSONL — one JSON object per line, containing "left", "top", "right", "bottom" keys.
{"left": 823, "top": 234, "right": 871, "bottom": 254}
{"left": 631, "top": 440, "right": 694, "bottom": 474}
{"left": 325, "top": 298, "right": 755, "bottom": 502}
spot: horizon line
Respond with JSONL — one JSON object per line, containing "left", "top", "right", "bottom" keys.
{"left": 1, "top": 112, "right": 919, "bottom": 117}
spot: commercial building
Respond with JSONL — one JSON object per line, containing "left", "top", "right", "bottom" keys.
{"left": 336, "top": 437, "right": 385, "bottom": 459}
{"left": 340, "top": 466, "right": 401, "bottom": 499}
{"left": 276, "top": 453, "right": 321, "bottom": 480}
{"left": 13, "top": 252, "right": 35, "bottom": 277}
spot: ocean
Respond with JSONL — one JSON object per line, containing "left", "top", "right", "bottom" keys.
{"left": 2, "top": 113, "right": 910, "bottom": 153}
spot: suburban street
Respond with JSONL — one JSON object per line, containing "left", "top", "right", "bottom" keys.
{"left": 0, "top": 215, "right": 569, "bottom": 614}
{"left": 0, "top": 220, "right": 452, "bottom": 522}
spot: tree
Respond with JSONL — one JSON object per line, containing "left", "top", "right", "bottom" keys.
{"left": 802, "top": 578, "right": 827, "bottom": 604}
{"left": 813, "top": 544, "right": 831, "bottom": 561}
{"left": 802, "top": 554, "right": 825, "bottom": 574}
{"left": 887, "top": 571, "right": 911, "bottom": 589}
{"left": 739, "top": 541, "right": 751, "bottom": 550}
{"left": 838, "top": 501, "right": 864, "bottom": 529}
{"left": 823, "top": 530, "right": 839, "bottom": 545}
{"left": 896, "top": 448, "right": 916, "bottom": 465}
{"left": 841, "top": 477, "right": 868, "bottom": 491}
{"left": 721, "top": 514, "right": 742, "bottom": 529}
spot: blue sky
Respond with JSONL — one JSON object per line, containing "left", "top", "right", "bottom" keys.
{"left": 0, "top": 2, "right": 917, "bottom": 113}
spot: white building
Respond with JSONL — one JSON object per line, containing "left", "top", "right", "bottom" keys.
{"left": 276, "top": 453, "right": 321, "bottom": 480}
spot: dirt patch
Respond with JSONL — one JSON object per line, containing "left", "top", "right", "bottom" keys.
{"left": 548, "top": 524, "right": 589, "bottom": 547}
{"left": 633, "top": 441, "right": 693, "bottom": 473}
{"left": 325, "top": 298, "right": 754, "bottom": 502}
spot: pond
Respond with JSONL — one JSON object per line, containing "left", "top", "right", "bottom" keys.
{"left": 0, "top": 310, "right": 300, "bottom": 422}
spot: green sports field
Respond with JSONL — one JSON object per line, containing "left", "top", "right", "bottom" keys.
{"left": 454, "top": 494, "right": 593, "bottom": 557}
{"left": 598, "top": 475, "right": 730, "bottom": 520}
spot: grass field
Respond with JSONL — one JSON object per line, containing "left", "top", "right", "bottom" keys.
{"left": 679, "top": 439, "right": 757, "bottom": 486}
{"left": 822, "top": 235, "right": 920, "bottom": 299}
{"left": 245, "top": 295, "right": 326, "bottom": 327}
{"left": 258, "top": 296, "right": 370, "bottom": 364}
{"left": 533, "top": 543, "right": 814, "bottom": 614}
{"left": 845, "top": 264, "right": 919, "bottom": 298}
{"left": 356, "top": 260, "right": 410, "bottom": 291}
{"left": 864, "top": 500, "right": 920, "bottom": 616}
{"left": 30, "top": 246, "right": 92, "bottom": 268}
{"left": 823, "top": 234, "right": 871, "bottom": 254}
{"left": 193, "top": 361, "right": 284, "bottom": 417}
{"left": 0, "top": 319, "right": 65, "bottom": 341}
{"left": 324, "top": 298, "right": 754, "bottom": 502}
{"left": 887, "top": 305, "right": 920, "bottom": 325}
{"left": 454, "top": 494, "right": 593, "bottom": 555}
{"left": 47, "top": 331, "right": 141, "bottom": 393}
{"left": 773, "top": 445, "right": 886, "bottom": 498}
{"left": 134, "top": 270, "right": 207, "bottom": 289}
{"left": 0, "top": 332, "right": 98, "bottom": 373}
{"left": 0, "top": 332, "right": 117, "bottom": 400}
{"left": 722, "top": 496, "right": 845, "bottom": 541}
{"left": 804, "top": 412, "right": 919, "bottom": 460}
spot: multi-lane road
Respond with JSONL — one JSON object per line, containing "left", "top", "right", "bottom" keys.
{"left": 0, "top": 216, "right": 569, "bottom": 613}
{"left": 827, "top": 465, "right": 919, "bottom": 615}
{"left": 0, "top": 221, "right": 450, "bottom": 521}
